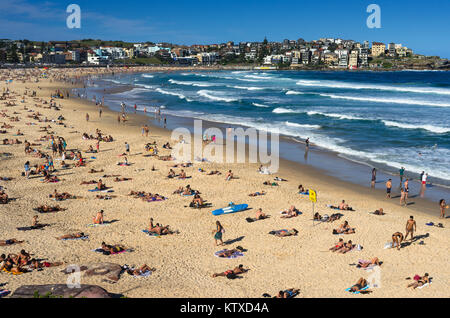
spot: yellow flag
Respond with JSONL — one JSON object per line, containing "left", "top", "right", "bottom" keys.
{"left": 309, "top": 190, "right": 317, "bottom": 203}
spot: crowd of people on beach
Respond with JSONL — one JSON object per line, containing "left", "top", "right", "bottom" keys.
{"left": 0, "top": 67, "right": 447, "bottom": 298}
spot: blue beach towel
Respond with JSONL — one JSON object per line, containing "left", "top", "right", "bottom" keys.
{"left": 142, "top": 229, "right": 161, "bottom": 237}
{"left": 62, "top": 236, "right": 89, "bottom": 241}
{"left": 345, "top": 285, "right": 370, "bottom": 294}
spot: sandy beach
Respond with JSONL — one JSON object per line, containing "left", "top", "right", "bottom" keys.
{"left": 0, "top": 67, "right": 448, "bottom": 298}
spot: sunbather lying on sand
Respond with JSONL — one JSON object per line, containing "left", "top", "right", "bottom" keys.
{"left": 249, "top": 191, "right": 266, "bottom": 197}
{"left": 80, "top": 180, "right": 97, "bottom": 185}
{"left": 34, "top": 204, "right": 66, "bottom": 213}
{"left": 348, "top": 278, "right": 369, "bottom": 293}
{"left": 333, "top": 221, "right": 356, "bottom": 234}
{"left": 275, "top": 288, "right": 300, "bottom": 298}
{"left": 281, "top": 206, "right": 300, "bottom": 218}
{"left": 148, "top": 218, "right": 176, "bottom": 235}
{"left": 207, "top": 170, "right": 221, "bottom": 175}
{"left": 56, "top": 232, "right": 86, "bottom": 240}
{"left": 373, "top": 208, "right": 385, "bottom": 215}
{"left": 29, "top": 259, "right": 64, "bottom": 269}
{"left": 0, "top": 190, "right": 8, "bottom": 204}
{"left": 0, "top": 239, "right": 24, "bottom": 246}
{"left": 126, "top": 264, "right": 156, "bottom": 276}
{"left": 212, "top": 264, "right": 249, "bottom": 279}
{"left": 263, "top": 181, "right": 278, "bottom": 186}
{"left": 330, "top": 238, "right": 345, "bottom": 251}
{"left": 114, "top": 177, "right": 132, "bottom": 182}
{"left": 216, "top": 247, "right": 245, "bottom": 258}
{"left": 100, "top": 242, "right": 126, "bottom": 254}
{"left": 407, "top": 273, "right": 430, "bottom": 289}
{"left": 49, "top": 189, "right": 78, "bottom": 200}
{"left": 357, "top": 257, "right": 381, "bottom": 268}
{"left": 336, "top": 240, "right": 356, "bottom": 254}
{"left": 96, "top": 194, "right": 116, "bottom": 200}
{"left": 269, "top": 229, "right": 298, "bottom": 237}
{"left": 88, "top": 168, "right": 104, "bottom": 174}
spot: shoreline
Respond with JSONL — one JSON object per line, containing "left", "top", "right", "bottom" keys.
{"left": 76, "top": 73, "right": 449, "bottom": 211}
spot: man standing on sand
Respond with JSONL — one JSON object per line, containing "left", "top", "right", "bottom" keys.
{"left": 404, "top": 179, "right": 409, "bottom": 201}
{"left": 399, "top": 167, "right": 405, "bottom": 185}
{"left": 86, "top": 113, "right": 89, "bottom": 122}
{"left": 125, "top": 142, "right": 130, "bottom": 155}
{"left": 405, "top": 216, "right": 416, "bottom": 241}
{"left": 371, "top": 168, "right": 377, "bottom": 188}
{"left": 400, "top": 188, "right": 407, "bottom": 206}
{"left": 117, "top": 115, "right": 121, "bottom": 124}
{"left": 134, "top": 104, "right": 137, "bottom": 113}
{"left": 420, "top": 173, "right": 428, "bottom": 197}
{"left": 386, "top": 179, "right": 392, "bottom": 198}
{"left": 99, "top": 108, "right": 102, "bottom": 118}
{"left": 439, "top": 199, "right": 448, "bottom": 219}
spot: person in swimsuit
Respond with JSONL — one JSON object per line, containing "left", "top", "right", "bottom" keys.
{"left": 400, "top": 188, "right": 407, "bottom": 207}
{"left": 407, "top": 273, "right": 430, "bottom": 289}
{"left": 225, "top": 170, "right": 233, "bottom": 181}
{"left": 93, "top": 210, "right": 104, "bottom": 224}
{"left": 275, "top": 288, "right": 300, "bottom": 298}
{"left": 404, "top": 179, "right": 409, "bottom": 200}
{"left": 213, "top": 221, "right": 224, "bottom": 246}
{"left": 330, "top": 238, "right": 344, "bottom": 252}
{"left": 386, "top": 179, "right": 392, "bottom": 198}
{"left": 392, "top": 232, "right": 404, "bottom": 250}
{"left": 101, "top": 242, "right": 125, "bottom": 254}
{"left": 212, "top": 264, "right": 248, "bottom": 278}
{"left": 349, "top": 278, "right": 369, "bottom": 292}
{"left": 0, "top": 239, "right": 24, "bottom": 246}
{"left": 357, "top": 257, "right": 381, "bottom": 268}
{"left": 126, "top": 264, "right": 156, "bottom": 276}
{"left": 405, "top": 216, "right": 416, "bottom": 241}
{"left": 439, "top": 199, "right": 447, "bottom": 219}
{"left": 255, "top": 208, "right": 266, "bottom": 220}
{"left": 56, "top": 232, "right": 85, "bottom": 240}
{"left": 371, "top": 168, "right": 376, "bottom": 188}
{"left": 373, "top": 208, "right": 385, "bottom": 215}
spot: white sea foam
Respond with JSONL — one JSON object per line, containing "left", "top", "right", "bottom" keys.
{"left": 382, "top": 120, "right": 450, "bottom": 134}
{"left": 296, "top": 79, "right": 450, "bottom": 95}
{"left": 286, "top": 90, "right": 304, "bottom": 95}
{"left": 272, "top": 107, "right": 302, "bottom": 114}
{"left": 141, "top": 74, "right": 154, "bottom": 78}
{"left": 197, "top": 90, "right": 238, "bottom": 103}
{"left": 155, "top": 88, "right": 188, "bottom": 100}
{"left": 252, "top": 103, "right": 270, "bottom": 108}
{"left": 169, "top": 79, "right": 216, "bottom": 87}
{"left": 229, "top": 85, "right": 265, "bottom": 91}
{"left": 306, "top": 111, "right": 365, "bottom": 121}
{"left": 285, "top": 121, "right": 321, "bottom": 129}
{"left": 319, "top": 93, "right": 450, "bottom": 107}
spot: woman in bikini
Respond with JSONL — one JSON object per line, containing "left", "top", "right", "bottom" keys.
{"left": 213, "top": 221, "right": 224, "bottom": 246}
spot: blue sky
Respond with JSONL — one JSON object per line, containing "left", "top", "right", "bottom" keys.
{"left": 0, "top": 0, "right": 449, "bottom": 58}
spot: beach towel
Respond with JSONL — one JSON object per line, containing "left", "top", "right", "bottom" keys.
{"left": 345, "top": 285, "right": 370, "bottom": 294}
{"left": 0, "top": 289, "right": 10, "bottom": 298}
{"left": 214, "top": 249, "right": 244, "bottom": 259}
{"left": 61, "top": 236, "right": 89, "bottom": 241}
{"left": 92, "top": 248, "right": 130, "bottom": 255}
{"left": 284, "top": 290, "right": 299, "bottom": 298}
{"left": 142, "top": 229, "right": 161, "bottom": 237}
{"left": 132, "top": 270, "right": 152, "bottom": 278}
{"left": 299, "top": 191, "right": 309, "bottom": 195}
{"left": 417, "top": 279, "right": 432, "bottom": 289}
{"left": 384, "top": 242, "right": 399, "bottom": 249}
{"left": 88, "top": 188, "right": 114, "bottom": 193}
{"left": 87, "top": 223, "right": 111, "bottom": 227}
{"left": 2, "top": 268, "right": 24, "bottom": 275}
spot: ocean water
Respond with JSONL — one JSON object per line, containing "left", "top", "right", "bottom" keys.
{"left": 82, "top": 70, "right": 450, "bottom": 186}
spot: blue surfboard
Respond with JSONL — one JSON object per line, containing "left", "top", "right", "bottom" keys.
{"left": 212, "top": 204, "right": 248, "bottom": 216}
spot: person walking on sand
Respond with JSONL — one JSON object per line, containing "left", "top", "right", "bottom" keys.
{"left": 117, "top": 114, "right": 121, "bottom": 124}
{"left": 420, "top": 173, "right": 428, "bottom": 198}
{"left": 99, "top": 108, "right": 102, "bottom": 118}
{"left": 86, "top": 113, "right": 89, "bottom": 122}
{"left": 439, "top": 199, "right": 448, "bottom": 219}
{"left": 400, "top": 188, "right": 407, "bottom": 207}
{"left": 399, "top": 167, "right": 405, "bottom": 186}
{"left": 405, "top": 216, "right": 416, "bottom": 241}
{"left": 404, "top": 179, "right": 410, "bottom": 201}
{"left": 125, "top": 142, "right": 130, "bottom": 155}
{"left": 24, "top": 161, "right": 30, "bottom": 179}
{"left": 386, "top": 179, "right": 392, "bottom": 198}
{"left": 213, "top": 221, "right": 224, "bottom": 246}
{"left": 371, "top": 168, "right": 377, "bottom": 188}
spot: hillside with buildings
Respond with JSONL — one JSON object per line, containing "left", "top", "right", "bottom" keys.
{"left": 0, "top": 38, "right": 448, "bottom": 70}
